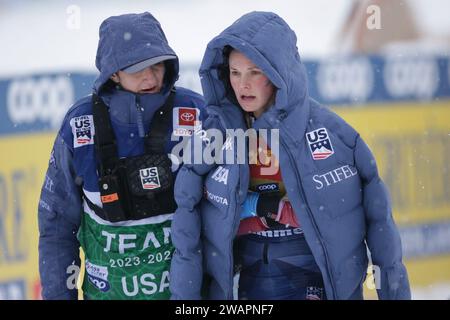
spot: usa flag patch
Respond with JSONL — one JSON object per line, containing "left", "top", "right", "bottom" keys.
{"left": 306, "top": 128, "right": 334, "bottom": 160}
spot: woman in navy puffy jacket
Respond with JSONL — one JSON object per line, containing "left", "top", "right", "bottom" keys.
{"left": 170, "top": 11, "right": 410, "bottom": 300}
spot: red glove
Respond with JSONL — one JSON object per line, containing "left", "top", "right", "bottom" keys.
{"left": 237, "top": 198, "right": 300, "bottom": 236}
{"left": 236, "top": 216, "right": 268, "bottom": 236}
{"left": 275, "top": 199, "right": 300, "bottom": 228}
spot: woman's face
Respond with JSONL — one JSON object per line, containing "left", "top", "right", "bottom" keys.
{"left": 228, "top": 50, "right": 276, "bottom": 118}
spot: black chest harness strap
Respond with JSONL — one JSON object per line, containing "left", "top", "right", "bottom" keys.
{"left": 85, "top": 90, "right": 177, "bottom": 222}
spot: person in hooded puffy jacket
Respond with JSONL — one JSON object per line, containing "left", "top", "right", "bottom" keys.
{"left": 170, "top": 11, "right": 410, "bottom": 300}
{"left": 38, "top": 12, "right": 205, "bottom": 299}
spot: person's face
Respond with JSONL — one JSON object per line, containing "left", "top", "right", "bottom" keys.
{"left": 110, "top": 62, "right": 165, "bottom": 94}
{"left": 229, "top": 50, "right": 276, "bottom": 118}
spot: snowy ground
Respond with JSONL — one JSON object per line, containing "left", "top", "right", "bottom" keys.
{"left": 412, "top": 283, "right": 450, "bottom": 300}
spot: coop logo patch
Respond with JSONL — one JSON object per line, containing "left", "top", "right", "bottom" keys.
{"left": 256, "top": 183, "right": 279, "bottom": 192}
{"left": 306, "top": 128, "right": 334, "bottom": 160}
{"left": 173, "top": 107, "right": 200, "bottom": 136}
{"left": 140, "top": 167, "right": 161, "bottom": 190}
{"left": 70, "top": 115, "right": 95, "bottom": 148}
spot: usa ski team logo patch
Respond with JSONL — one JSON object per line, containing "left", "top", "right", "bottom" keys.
{"left": 173, "top": 107, "right": 200, "bottom": 136}
{"left": 140, "top": 167, "right": 161, "bottom": 190}
{"left": 70, "top": 115, "right": 95, "bottom": 148}
{"left": 306, "top": 128, "right": 334, "bottom": 160}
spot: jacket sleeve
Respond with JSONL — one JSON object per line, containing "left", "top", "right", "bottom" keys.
{"left": 169, "top": 115, "right": 220, "bottom": 299}
{"left": 354, "top": 135, "right": 411, "bottom": 300}
{"left": 38, "top": 132, "right": 82, "bottom": 300}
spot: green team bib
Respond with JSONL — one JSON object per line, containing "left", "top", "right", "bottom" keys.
{"left": 78, "top": 211, "right": 174, "bottom": 300}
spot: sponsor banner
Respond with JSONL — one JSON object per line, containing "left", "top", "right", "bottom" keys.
{"left": 180, "top": 56, "right": 450, "bottom": 106}
{"left": 0, "top": 279, "right": 27, "bottom": 300}
{"left": 0, "top": 73, "right": 93, "bottom": 135}
{"left": 335, "top": 100, "right": 450, "bottom": 297}
{"left": 1, "top": 55, "right": 450, "bottom": 135}
{"left": 335, "top": 101, "right": 450, "bottom": 225}
{"left": 399, "top": 221, "right": 450, "bottom": 259}
{"left": 307, "top": 55, "right": 450, "bottom": 106}
{"left": 0, "top": 133, "right": 55, "bottom": 299}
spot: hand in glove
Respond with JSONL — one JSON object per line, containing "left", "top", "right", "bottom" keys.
{"left": 240, "top": 192, "right": 300, "bottom": 228}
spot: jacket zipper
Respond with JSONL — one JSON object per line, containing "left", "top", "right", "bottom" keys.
{"left": 280, "top": 137, "right": 337, "bottom": 299}
{"left": 204, "top": 107, "right": 240, "bottom": 299}
{"left": 228, "top": 189, "right": 242, "bottom": 299}
{"left": 204, "top": 72, "right": 242, "bottom": 298}
{"left": 135, "top": 95, "right": 146, "bottom": 138}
